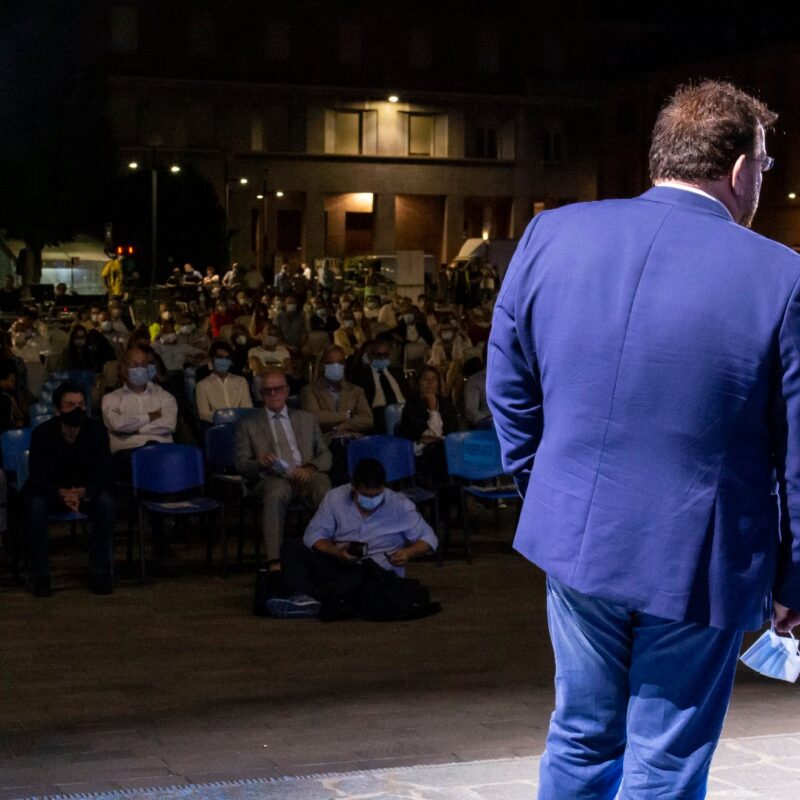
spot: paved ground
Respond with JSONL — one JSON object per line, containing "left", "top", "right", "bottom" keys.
{"left": 2, "top": 507, "right": 800, "bottom": 799}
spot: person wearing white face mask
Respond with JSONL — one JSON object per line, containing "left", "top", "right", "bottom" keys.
{"left": 153, "top": 320, "right": 205, "bottom": 373}
{"left": 332, "top": 309, "right": 366, "bottom": 357}
{"left": 248, "top": 325, "right": 291, "bottom": 373}
{"left": 267, "top": 458, "right": 438, "bottom": 619}
{"left": 427, "top": 322, "right": 466, "bottom": 401}
{"left": 101, "top": 348, "right": 178, "bottom": 484}
{"left": 276, "top": 295, "right": 308, "bottom": 353}
{"left": 195, "top": 341, "right": 253, "bottom": 424}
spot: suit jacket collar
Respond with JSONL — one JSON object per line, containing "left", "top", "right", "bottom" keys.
{"left": 639, "top": 186, "right": 733, "bottom": 221}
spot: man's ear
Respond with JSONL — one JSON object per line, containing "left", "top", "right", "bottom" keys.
{"left": 730, "top": 153, "right": 749, "bottom": 198}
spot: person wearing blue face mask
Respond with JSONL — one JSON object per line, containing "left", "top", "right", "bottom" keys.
{"left": 300, "top": 345, "right": 374, "bottom": 485}
{"left": 351, "top": 340, "right": 410, "bottom": 434}
{"left": 268, "top": 457, "right": 438, "bottom": 619}
{"left": 101, "top": 348, "right": 178, "bottom": 488}
{"left": 195, "top": 341, "right": 253, "bottom": 424}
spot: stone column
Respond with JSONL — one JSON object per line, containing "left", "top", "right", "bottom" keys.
{"left": 511, "top": 195, "right": 534, "bottom": 238}
{"left": 442, "top": 193, "right": 465, "bottom": 263}
{"left": 302, "top": 192, "right": 326, "bottom": 265}
{"left": 372, "top": 193, "right": 396, "bottom": 254}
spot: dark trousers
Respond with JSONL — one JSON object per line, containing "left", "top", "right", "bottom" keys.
{"left": 24, "top": 489, "right": 116, "bottom": 580}
{"left": 281, "top": 537, "right": 361, "bottom": 599}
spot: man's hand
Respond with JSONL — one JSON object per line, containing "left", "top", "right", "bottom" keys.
{"left": 289, "top": 465, "right": 315, "bottom": 485}
{"left": 773, "top": 601, "right": 800, "bottom": 634}
{"left": 148, "top": 408, "right": 162, "bottom": 422}
{"left": 258, "top": 451, "right": 279, "bottom": 468}
{"left": 388, "top": 548, "right": 411, "bottom": 567}
{"left": 58, "top": 487, "right": 86, "bottom": 513}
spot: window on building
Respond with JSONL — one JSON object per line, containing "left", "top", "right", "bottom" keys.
{"left": 265, "top": 19, "right": 291, "bottom": 61}
{"left": 335, "top": 111, "right": 362, "bottom": 155}
{"left": 408, "top": 114, "right": 434, "bottom": 156}
{"left": 542, "top": 131, "right": 565, "bottom": 163}
{"left": 475, "top": 29, "right": 500, "bottom": 74}
{"left": 338, "top": 22, "right": 362, "bottom": 67}
{"left": 475, "top": 128, "right": 498, "bottom": 159}
{"left": 409, "top": 26, "right": 432, "bottom": 70}
{"left": 190, "top": 11, "right": 215, "bottom": 57}
{"left": 110, "top": 5, "right": 138, "bottom": 54}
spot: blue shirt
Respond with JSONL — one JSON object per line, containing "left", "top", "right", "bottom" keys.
{"left": 303, "top": 485, "right": 438, "bottom": 575}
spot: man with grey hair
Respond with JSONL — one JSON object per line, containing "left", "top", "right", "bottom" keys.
{"left": 488, "top": 80, "right": 800, "bottom": 797}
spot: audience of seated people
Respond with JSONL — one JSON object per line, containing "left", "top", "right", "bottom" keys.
{"left": 0, "top": 260, "right": 503, "bottom": 598}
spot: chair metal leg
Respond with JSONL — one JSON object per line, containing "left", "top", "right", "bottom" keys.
{"left": 220, "top": 506, "right": 227, "bottom": 578}
{"left": 237, "top": 487, "right": 245, "bottom": 565}
{"left": 205, "top": 511, "right": 213, "bottom": 569}
{"left": 137, "top": 504, "right": 146, "bottom": 582}
{"left": 461, "top": 491, "right": 472, "bottom": 564}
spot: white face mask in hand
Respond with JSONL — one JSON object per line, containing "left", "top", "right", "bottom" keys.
{"left": 740, "top": 627, "right": 800, "bottom": 682}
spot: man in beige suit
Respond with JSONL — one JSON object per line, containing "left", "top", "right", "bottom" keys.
{"left": 301, "top": 344, "right": 373, "bottom": 485}
{"left": 235, "top": 369, "right": 331, "bottom": 592}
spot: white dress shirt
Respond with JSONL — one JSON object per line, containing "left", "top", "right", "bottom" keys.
{"left": 370, "top": 367, "right": 404, "bottom": 408}
{"left": 101, "top": 382, "right": 178, "bottom": 453}
{"left": 195, "top": 372, "right": 253, "bottom": 423}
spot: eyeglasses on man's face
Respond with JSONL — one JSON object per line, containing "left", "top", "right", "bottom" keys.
{"left": 751, "top": 154, "right": 774, "bottom": 173}
{"left": 260, "top": 385, "right": 288, "bottom": 396}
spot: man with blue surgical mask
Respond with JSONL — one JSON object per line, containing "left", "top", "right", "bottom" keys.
{"left": 195, "top": 341, "right": 253, "bottom": 424}
{"left": 101, "top": 347, "right": 178, "bottom": 487}
{"left": 267, "top": 457, "right": 437, "bottom": 618}
{"left": 300, "top": 345, "right": 373, "bottom": 485}
{"left": 351, "top": 340, "right": 409, "bottom": 434}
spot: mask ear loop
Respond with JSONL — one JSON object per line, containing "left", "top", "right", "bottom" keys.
{"left": 770, "top": 626, "right": 800, "bottom": 656}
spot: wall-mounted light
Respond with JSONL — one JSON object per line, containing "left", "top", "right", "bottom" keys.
{"left": 239, "top": 177, "right": 248, "bottom": 185}
{"left": 275, "top": 190, "right": 284, "bottom": 198}
{"left": 128, "top": 161, "right": 139, "bottom": 170}
{"left": 256, "top": 193, "right": 264, "bottom": 200}
{"left": 482, "top": 231, "right": 490, "bottom": 241}
{"left": 790, "top": 192, "right": 797, "bottom": 200}
{"left": 169, "top": 165, "right": 181, "bottom": 174}
{"left": 388, "top": 95, "right": 399, "bottom": 103}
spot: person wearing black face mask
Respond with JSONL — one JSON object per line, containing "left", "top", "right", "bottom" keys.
{"left": 23, "top": 381, "right": 115, "bottom": 597}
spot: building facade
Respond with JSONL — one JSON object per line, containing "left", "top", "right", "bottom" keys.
{"left": 101, "top": 0, "right": 601, "bottom": 274}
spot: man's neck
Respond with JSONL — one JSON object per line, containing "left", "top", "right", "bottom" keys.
{"left": 126, "top": 382, "right": 147, "bottom": 394}
{"left": 326, "top": 379, "right": 342, "bottom": 391}
{"left": 653, "top": 180, "right": 735, "bottom": 220}
{"left": 269, "top": 405, "right": 287, "bottom": 416}
{"left": 61, "top": 422, "right": 80, "bottom": 443}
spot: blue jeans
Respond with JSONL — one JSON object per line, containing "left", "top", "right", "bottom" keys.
{"left": 540, "top": 576, "right": 743, "bottom": 800}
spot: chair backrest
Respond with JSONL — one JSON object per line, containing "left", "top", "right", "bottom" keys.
{"left": 31, "top": 414, "right": 53, "bottom": 429}
{"left": 383, "top": 402, "right": 404, "bottom": 437}
{"left": 131, "top": 443, "right": 205, "bottom": 494}
{"left": 16, "top": 449, "right": 29, "bottom": 488}
{"left": 30, "top": 401, "right": 54, "bottom": 418}
{"left": 347, "top": 435, "right": 415, "bottom": 483}
{"left": 444, "top": 430, "right": 505, "bottom": 481}
{"left": 403, "top": 341, "right": 428, "bottom": 374}
{"left": 212, "top": 406, "right": 256, "bottom": 426}
{"left": 204, "top": 424, "right": 237, "bottom": 472}
{"left": 1, "top": 428, "right": 32, "bottom": 473}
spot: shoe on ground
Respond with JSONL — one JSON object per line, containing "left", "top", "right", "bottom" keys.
{"left": 267, "top": 594, "right": 321, "bottom": 619}
{"left": 89, "top": 574, "right": 114, "bottom": 595}
{"left": 31, "top": 576, "right": 52, "bottom": 597}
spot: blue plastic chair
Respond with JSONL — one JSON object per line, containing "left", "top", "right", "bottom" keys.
{"left": 31, "top": 414, "right": 53, "bottom": 429}
{"left": 383, "top": 402, "right": 404, "bottom": 436}
{"left": 1, "top": 428, "right": 32, "bottom": 488}
{"left": 347, "top": 435, "right": 438, "bottom": 552}
{"left": 131, "top": 444, "right": 224, "bottom": 580}
{"left": 29, "top": 401, "right": 54, "bottom": 418}
{"left": 212, "top": 407, "right": 256, "bottom": 426}
{"left": 444, "top": 431, "right": 521, "bottom": 563}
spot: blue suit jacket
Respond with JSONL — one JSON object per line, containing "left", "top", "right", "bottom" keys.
{"left": 487, "top": 187, "right": 800, "bottom": 631}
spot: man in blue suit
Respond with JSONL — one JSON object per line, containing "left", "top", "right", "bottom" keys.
{"left": 487, "top": 80, "right": 800, "bottom": 798}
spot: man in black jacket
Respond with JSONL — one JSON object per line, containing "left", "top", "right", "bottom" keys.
{"left": 350, "top": 340, "right": 410, "bottom": 434}
{"left": 24, "top": 381, "right": 115, "bottom": 597}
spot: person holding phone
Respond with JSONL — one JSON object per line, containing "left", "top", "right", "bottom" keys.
{"left": 267, "top": 457, "right": 437, "bottom": 618}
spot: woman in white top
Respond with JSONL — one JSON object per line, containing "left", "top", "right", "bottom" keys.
{"left": 248, "top": 323, "right": 291, "bottom": 373}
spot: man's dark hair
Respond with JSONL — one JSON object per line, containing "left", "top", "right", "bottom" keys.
{"left": 209, "top": 339, "right": 233, "bottom": 358}
{"left": 649, "top": 80, "right": 778, "bottom": 183}
{"left": 352, "top": 458, "right": 386, "bottom": 489}
{"left": 53, "top": 380, "right": 85, "bottom": 410}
